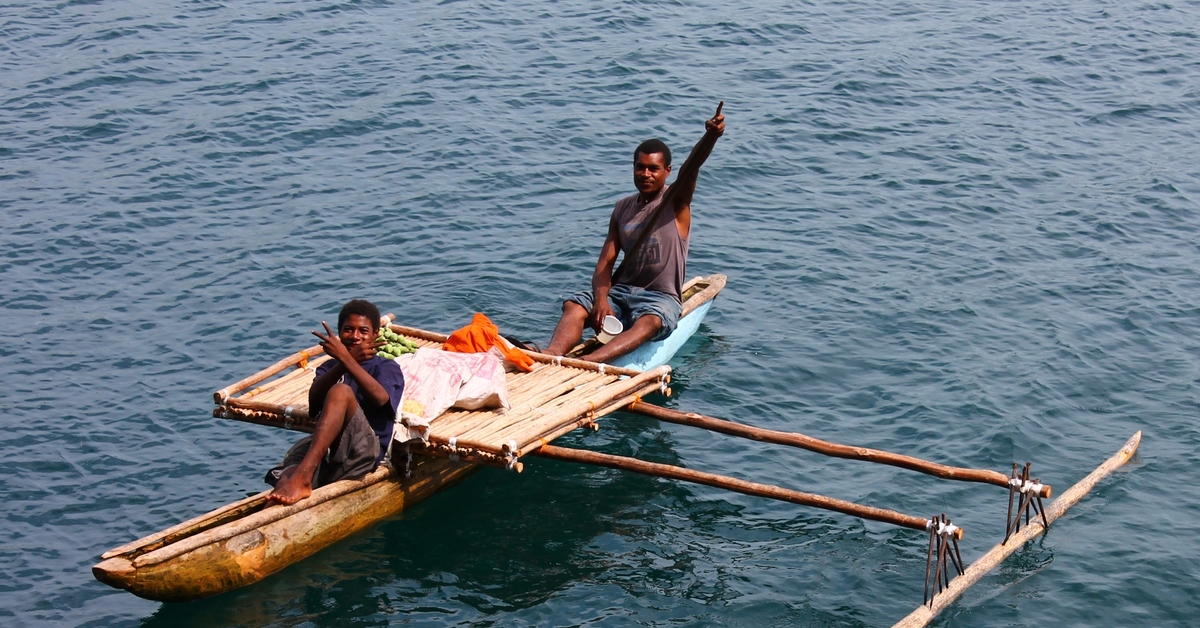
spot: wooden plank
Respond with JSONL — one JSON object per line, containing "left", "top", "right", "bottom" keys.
{"left": 890, "top": 431, "right": 1142, "bottom": 628}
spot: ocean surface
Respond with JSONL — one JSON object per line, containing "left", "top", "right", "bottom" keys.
{"left": 2, "top": 0, "right": 1198, "bottom": 625}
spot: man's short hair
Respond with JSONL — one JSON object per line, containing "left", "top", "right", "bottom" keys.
{"left": 634, "top": 139, "right": 671, "bottom": 167}
{"left": 338, "top": 299, "right": 381, "bottom": 331}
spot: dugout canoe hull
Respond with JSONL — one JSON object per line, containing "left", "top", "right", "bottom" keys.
{"left": 568, "top": 273, "right": 726, "bottom": 370}
{"left": 93, "top": 456, "right": 475, "bottom": 603}
{"left": 609, "top": 278, "right": 722, "bottom": 371}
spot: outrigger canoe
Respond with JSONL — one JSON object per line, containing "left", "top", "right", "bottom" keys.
{"left": 93, "top": 274, "right": 727, "bottom": 602}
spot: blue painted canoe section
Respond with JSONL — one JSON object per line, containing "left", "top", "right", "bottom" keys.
{"left": 608, "top": 299, "right": 714, "bottom": 372}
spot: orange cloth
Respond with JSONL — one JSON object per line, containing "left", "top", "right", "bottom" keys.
{"left": 443, "top": 312, "right": 535, "bottom": 372}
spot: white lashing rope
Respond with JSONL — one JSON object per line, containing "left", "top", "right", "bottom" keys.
{"left": 1009, "top": 477, "right": 1044, "bottom": 495}
{"left": 448, "top": 436, "right": 459, "bottom": 461}
{"left": 926, "top": 519, "right": 959, "bottom": 538}
{"left": 504, "top": 439, "right": 520, "bottom": 471}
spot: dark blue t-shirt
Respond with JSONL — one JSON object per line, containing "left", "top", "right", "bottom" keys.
{"left": 315, "top": 355, "right": 404, "bottom": 465}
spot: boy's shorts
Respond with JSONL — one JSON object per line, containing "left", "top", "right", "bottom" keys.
{"left": 566, "top": 284, "right": 682, "bottom": 342}
{"left": 264, "top": 406, "right": 379, "bottom": 488}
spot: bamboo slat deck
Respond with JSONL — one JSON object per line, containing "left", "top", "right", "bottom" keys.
{"left": 215, "top": 323, "right": 671, "bottom": 470}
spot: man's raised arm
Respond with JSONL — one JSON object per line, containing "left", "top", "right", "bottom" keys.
{"left": 668, "top": 102, "right": 726, "bottom": 212}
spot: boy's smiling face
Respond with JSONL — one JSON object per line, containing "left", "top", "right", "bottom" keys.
{"left": 339, "top": 314, "right": 377, "bottom": 353}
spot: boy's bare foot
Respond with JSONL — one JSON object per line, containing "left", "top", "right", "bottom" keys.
{"left": 266, "top": 466, "right": 312, "bottom": 505}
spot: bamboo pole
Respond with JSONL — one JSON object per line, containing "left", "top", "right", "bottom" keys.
{"left": 627, "top": 401, "right": 1052, "bottom": 499}
{"left": 422, "top": 369, "right": 595, "bottom": 437}
{"left": 421, "top": 407, "right": 496, "bottom": 435}
{"left": 533, "top": 374, "right": 614, "bottom": 413}
{"left": 521, "top": 381, "right": 665, "bottom": 448}
{"left": 532, "top": 444, "right": 942, "bottom": 534}
{"left": 494, "top": 380, "right": 628, "bottom": 445}
{"left": 487, "top": 372, "right": 604, "bottom": 425}
{"left": 214, "top": 344, "right": 325, "bottom": 403}
{"left": 236, "top": 363, "right": 311, "bottom": 401}
{"left": 387, "top": 324, "right": 449, "bottom": 343}
{"left": 388, "top": 323, "right": 646, "bottom": 376}
{"left": 454, "top": 371, "right": 608, "bottom": 442}
{"left": 252, "top": 367, "right": 318, "bottom": 406}
{"left": 891, "top": 431, "right": 1141, "bottom": 628}
{"left": 449, "top": 367, "right": 667, "bottom": 455}
{"left": 509, "top": 364, "right": 577, "bottom": 394}
{"left": 509, "top": 369, "right": 598, "bottom": 406}
{"left": 213, "top": 406, "right": 315, "bottom": 432}
{"left": 226, "top": 398, "right": 311, "bottom": 422}
{"left": 523, "top": 353, "right": 645, "bottom": 377}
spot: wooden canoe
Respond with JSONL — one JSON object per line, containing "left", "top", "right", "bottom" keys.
{"left": 93, "top": 274, "right": 727, "bottom": 602}
{"left": 93, "top": 456, "right": 474, "bottom": 602}
{"left": 569, "top": 274, "right": 726, "bottom": 371}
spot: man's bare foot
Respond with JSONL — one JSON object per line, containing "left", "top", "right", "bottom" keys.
{"left": 266, "top": 466, "right": 312, "bottom": 505}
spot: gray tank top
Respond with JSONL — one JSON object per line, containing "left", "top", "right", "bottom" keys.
{"left": 611, "top": 186, "right": 689, "bottom": 302}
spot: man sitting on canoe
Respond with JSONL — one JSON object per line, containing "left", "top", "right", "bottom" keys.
{"left": 265, "top": 299, "right": 404, "bottom": 505}
{"left": 544, "top": 103, "right": 726, "bottom": 363}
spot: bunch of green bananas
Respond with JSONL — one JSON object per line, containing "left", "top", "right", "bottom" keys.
{"left": 377, "top": 327, "right": 420, "bottom": 360}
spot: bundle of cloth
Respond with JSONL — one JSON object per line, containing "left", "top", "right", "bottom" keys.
{"left": 391, "top": 313, "right": 534, "bottom": 443}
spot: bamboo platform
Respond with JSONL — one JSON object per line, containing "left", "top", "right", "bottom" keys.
{"left": 215, "top": 322, "right": 671, "bottom": 472}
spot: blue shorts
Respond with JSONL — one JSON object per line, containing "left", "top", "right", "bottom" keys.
{"left": 566, "top": 284, "right": 682, "bottom": 342}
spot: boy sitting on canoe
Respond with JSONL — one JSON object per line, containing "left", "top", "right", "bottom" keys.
{"left": 265, "top": 299, "right": 404, "bottom": 506}
{"left": 544, "top": 103, "right": 725, "bottom": 363}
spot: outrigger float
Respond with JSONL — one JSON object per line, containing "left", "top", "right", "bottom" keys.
{"left": 93, "top": 273, "right": 1140, "bottom": 627}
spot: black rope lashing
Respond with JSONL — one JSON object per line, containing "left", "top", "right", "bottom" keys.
{"left": 1003, "top": 462, "right": 1049, "bottom": 544}
{"left": 923, "top": 513, "right": 966, "bottom": 606}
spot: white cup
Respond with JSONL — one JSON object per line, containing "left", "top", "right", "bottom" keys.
{"left": 596, "top": 315, "right": 624, "bottom": 344}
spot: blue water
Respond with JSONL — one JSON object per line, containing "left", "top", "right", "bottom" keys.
{"left": 3, "top": 0, "right": 1198, "bottom": 625}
